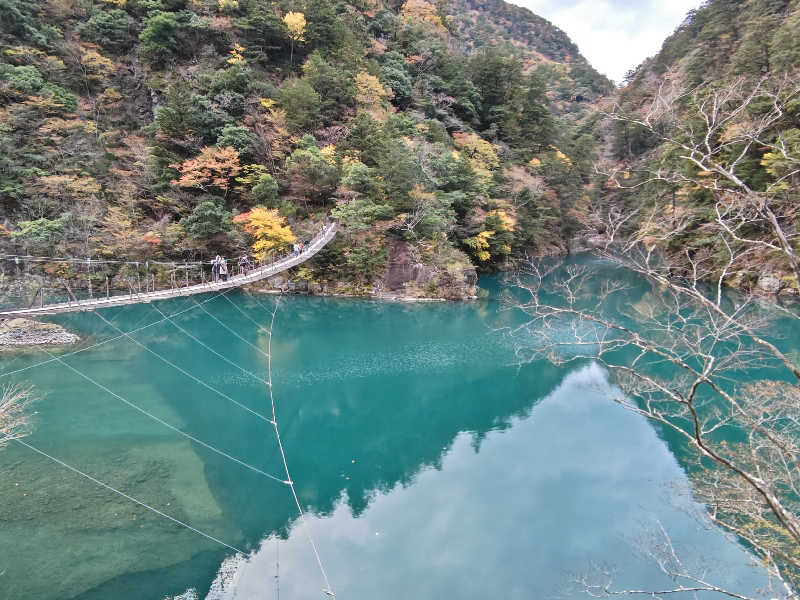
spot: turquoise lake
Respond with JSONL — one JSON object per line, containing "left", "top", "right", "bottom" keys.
{"left": 0, "top": 264, "right": 783, "bottom": 599}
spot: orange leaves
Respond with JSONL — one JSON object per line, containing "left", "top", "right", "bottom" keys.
{"left": 171, "top": 146, "right": 241, "bottom": 193}
{"left": 142, "top": 231, "right": 162, "bottom": 245}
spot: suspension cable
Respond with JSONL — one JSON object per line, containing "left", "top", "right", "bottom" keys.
{"left": 0, "top": 290, "right": 234, "bottom": 380}
{"left": 91, "top": 310, "right": 275, "bottom": 423}
{"left": 39, "top": 347, "right": 287, "bottom": 485}
{"left": 148, "top": 303, "right": 269, "bottom": 386}
{"left": 266, "top": 297, "right": 336, "bottom": 598}
{"left": 190, "top": 297, "right": 271, "bottom": 359}
{"left": 11, "top": 437, "right": 249, "bottom": 555}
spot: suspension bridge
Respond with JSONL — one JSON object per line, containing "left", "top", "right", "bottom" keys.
{"left": 1, "top": 221, "right": 340, "bottom": 596}
{"left": 0, "top": 222, "right": 337, "bottom": 318}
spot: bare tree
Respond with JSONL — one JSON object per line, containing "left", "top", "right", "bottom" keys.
{"left": 510, "top": 73, "right": 800, "bottom": 598}
{"left": 599, "top": 72, "right": 800, "bottom": 289}
{"left": 0, "top": 384, "right": 35, "bottom": 448}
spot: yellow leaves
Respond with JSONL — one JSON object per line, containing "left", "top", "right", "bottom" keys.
{"left": 762, "top": 152, "right": 783, "bottom": 178}
{"left": 67, "top": 176, "right": 101, "bottom": 196}
{"left": 320, "top": 144, "right": 337, "bottom": 165}
{"left": 283, "top": 12, "right": 306, "bottom": 43}
{"left": 464, "top": 230, "right": 495, "bottom": 262}
{"left": 35, "top": 173, "right": 100, "bottom": 198}
{"left": 528, "top": 157, "right": 542, "bottom": 167}
{"left": 3, "top": 46, "right": 65, "bottom": 73}
{"left": 78, "top": 45, "right": 114, "bottom": 82}
{"left": 20, "top": 95, "right": 64, "bottom": 115}
{"left": 452, "top": 132, "right": 499, "bottom": 182}
{"left": 101, "top": 0, "right": 126, "bottom": 5}
{"left": 550, "top": 146, "right": 572, "bottom": 166}
{"left": 218, "top": 0, "right": 238, "bottom": 12}
{"left": 235, "top": 163, "right": 269, "bottom": 186}
{"left": 355, "top": 72, "right": 392, "bottom": 106}
{"left": 100, "top": 87, "right": 123, "bottom": 102}
{"left": 488, "top": 209, "right": 515, "bottom": 231}
{"left": 400, "top": 0, "right": 448, "bottom": 36}
{"left": 233, "top": 207, "right": 295, "bottom": 259}
{"left": 171, "top": 146, "right": 242, "bottom": 192}
{"left": 38, "top": 117, "right": 84, "bottom": 135}
{"left": 227, "top": 43, "right": 245, "bottom": 65}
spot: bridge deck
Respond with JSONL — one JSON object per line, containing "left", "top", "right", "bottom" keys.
{"left": 0, "top": 223, "right": 337, "bottom": 318}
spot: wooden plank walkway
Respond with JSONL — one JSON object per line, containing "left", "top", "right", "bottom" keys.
{"left": 0, "top": 222, "right": 337, "bottom": 318}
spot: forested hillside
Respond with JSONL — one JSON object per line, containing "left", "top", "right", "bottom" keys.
{"left": 599, "top": 0, "right": 800, "bottom": 296}
{"left": 0, "top": 0, "right": 610, "bottom": 298}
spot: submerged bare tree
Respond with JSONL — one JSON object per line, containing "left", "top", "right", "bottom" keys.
{"left": 512, "top": 73, "right": 800, "bottom": 598}
{"left": 0, "top": 384, "right": 35, "bottom": 448}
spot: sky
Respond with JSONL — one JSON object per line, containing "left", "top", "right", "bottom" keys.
{"left": 512, "top": 0, "right": 703, "bottom": 84}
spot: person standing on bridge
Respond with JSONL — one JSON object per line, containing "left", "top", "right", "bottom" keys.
{"left": 238, "top": 254, "right": 250, "bottom": 276}
{"left": 219, "top": 257, "right": 228, "bottom": 282}
{"left": 212, "top": 255, "right": 221, "bottom": 282}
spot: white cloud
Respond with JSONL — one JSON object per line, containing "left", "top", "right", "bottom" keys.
{"left": 511, "top": 0, "right": 702, "bottom": 84}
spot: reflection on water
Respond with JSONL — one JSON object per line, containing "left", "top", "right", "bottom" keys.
{"left": 222, "top": 364, "right": 762, "bottom": 600}
{"left": 0, "top": 267, "right": 773, "bottom": 599}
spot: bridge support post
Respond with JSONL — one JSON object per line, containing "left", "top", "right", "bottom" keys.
{"left": 106, "top": 276, "right": 109, "bottom": 299}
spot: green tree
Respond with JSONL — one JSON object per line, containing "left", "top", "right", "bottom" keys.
{"left": 279, "top": 78, "right": 322, "bottom": 131}
{"left": 301, "top": 52, "right": 356, "bottom": 122}
{"left": 216, "top": 124, "right": 256, "bottom": 159}
{"left": 284, "top": 134, "right": 338, "bottom": 202}
{"left": 11, "top": 215, "right": 68, "bottom": 253}
{"left": 769, "top": 9, "right": 800, "bottom": 74}
{"left": 76, "top": 9, "right": 135, "bottom": 53}
{"left": 180, "top": 199, "right": 232, "bottom": 239}
{"left": 252, "top": 173, "right": 279, "bottom": 204}
{"left": 233, "top": 5, "right": 288, "bottom": 64}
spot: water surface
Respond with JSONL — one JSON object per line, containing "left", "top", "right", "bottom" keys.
{"left": 0, "top": 270, "right": 774, "bottom": 598}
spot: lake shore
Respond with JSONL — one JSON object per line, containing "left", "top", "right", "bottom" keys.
{"left": 0, "top": 318, "right": 79, "bottom": 347}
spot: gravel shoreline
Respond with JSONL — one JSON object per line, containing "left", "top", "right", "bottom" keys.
{"left": 0, "top": 318, "right": 79, "bottom": 346}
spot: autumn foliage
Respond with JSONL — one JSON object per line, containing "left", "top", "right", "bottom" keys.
{"left": 171, "top": 146, "right": 242, "bottom": 194}
{"left": 233, "top": 207, "right": 295, "bottom": 258}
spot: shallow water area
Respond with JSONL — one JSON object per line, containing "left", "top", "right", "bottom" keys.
{"left": 0, "top": 266, "right": 780, "bottom": 599}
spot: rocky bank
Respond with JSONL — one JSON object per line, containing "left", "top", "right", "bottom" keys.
{"left": 0, "top": 318, "right": 79, "bottom": 347}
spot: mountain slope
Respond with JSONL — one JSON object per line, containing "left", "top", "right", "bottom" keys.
{"left": 0, "top": 0, "right": 608, "bottom": 299}
{"left": 596, "top": 0, "right": 800, "bottom": 295}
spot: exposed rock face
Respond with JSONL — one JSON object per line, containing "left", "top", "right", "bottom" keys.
{"left": 757, "top": 273, "right": 782, "bottom": 294}
{"left": 380, "top": 240, "right": 477, "bottom": 300}
{"left": 246, "top": 240, "right": 478, "bottom": 300}
{"left": 0, "top": 318, "right": 79, "bottom": 346}
{"left": 568, "top": 235, "right": 610, "bottom": 254}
